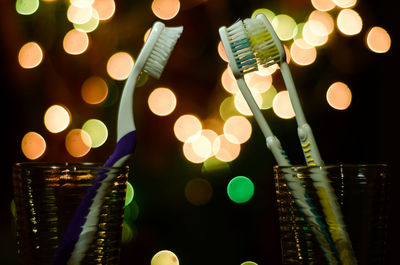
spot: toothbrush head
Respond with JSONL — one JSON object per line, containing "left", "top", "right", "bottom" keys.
{"left": 139, "top": 21, "right": 183, "bottom": 79}
{"left": 219, "top": 20, "right": 258, "bottom": 79}
{"left": 243, "top": 14, "right": 286, "bottom": 67}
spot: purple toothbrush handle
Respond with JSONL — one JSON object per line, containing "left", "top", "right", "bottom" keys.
{"left": 53, "top": 131, "right": 136, "bottom": 265}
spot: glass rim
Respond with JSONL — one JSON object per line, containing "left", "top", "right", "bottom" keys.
{"left": 13, "top": 162, "right": 128, "bottom": 171}
{"left": 274, "top": 163, "right": 388, "bottom": 170}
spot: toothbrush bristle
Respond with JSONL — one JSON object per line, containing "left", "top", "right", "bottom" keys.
{"left": 244, "top": 17, "right": 281, "bottom": 67}
{"left": 143, "top": 26, "right": 183, "bottom": 79}
{"left": 226, "top": 20, "right": 258, "bottom": 74}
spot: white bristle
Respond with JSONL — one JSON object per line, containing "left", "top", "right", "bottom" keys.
{"left": 143, "top": 26, "right": 183, "bottom": 79}
{"left": 226, "top": 20, "right": 258, "bottom": 74}
{"left": 243, "top": 17, "right": 282, "bottom": 67}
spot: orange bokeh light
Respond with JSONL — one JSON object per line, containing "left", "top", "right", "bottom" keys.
{"left": 65, "top": 129, "right": 92, "bottom": 157}
{"left": 93, "top": 0, "right": 115, "bottom": 21}
{"left": 290, "top": 39, "right": 317, "bottom": 66}
{"left": 326, "top": 82, "right": 352, "bottom": 110}
{"left": 223, "top": 116, "right": 252, "bottom": 144}
{"left": 213, "top": 134, "right": 241, "bottom": 162}
{"left": 151, "top": 0, "right": 180, "bottom": 20}
{"left": 174, "top": 115, "right": 202, "bottom": 142}
{"left": 148, "top": 87, "right": 177, "bottom": 116}
{"left": 366, "top": 26, "right": 391, "bottom": 53}
{"left": 107, "top": 52, "right": 134, "bottom": 80}
{"left": 44, "top": 105, "right": 71, "bottom": 133}
{"left": 18, "top": 42, "right": 43, "bottom": 69}
{"left": 337, "top": 9, "right": 362, "bottom": 36}
{"left": 272, "top": 91, "right": 295, "bottom": 119}
{"left": 21, "top": 132, "right": 46, "bottom": 160}
{"left": 63, "top": 29, "right": 89, "bottom": 55}
{"left": 81, "top": 76, "right": 108, "bottom": 104}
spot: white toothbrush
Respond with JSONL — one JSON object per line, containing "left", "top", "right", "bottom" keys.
{"left": 244, "top": 14, "right": 357, "bottom": 264}
{"left": 219, "top": 20, "right": 339, "bottom": 264}
{"left": 54, "top": 21, "right": 183, "bottom": 265}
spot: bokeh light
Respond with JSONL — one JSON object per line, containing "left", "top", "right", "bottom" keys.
{"left": 173, "top": 115, "right": 202, "bottom": 143}
{"left": 16, "top": 0, "right": 39, "bottom": 15}
{"left": 190, "top": 134, "right": 212, "bottom": 159}
{"left": 366, "top": 26, "right": 391, "bottom": 53}
{"left": 234, "top": 91, "right": 263, "bottom": 116}
{"left": 44, "top": 105, "right": 71, "bottom": 133}
{"left": 223, "top": 115, "right": 252, "bottom": 144}
{"left": 227, "top": 176, "right": 255, "bottom": 204}
{"left": 217, "top": 41, "right": 228, "bottom": 62}
{"left": 73, "top": 8, "right": 100, "bottom": 33}
{"left": 241, "top": 262, "right": 258, "bottom": 265}
{"left": 81, "top": 119, "right": 108, "bottom": 148}
{"left": 63, "top": 29, "right": 89, "bottom": 55}
{"left": 21, "top": 132, "right": 46, "bottom": 160}
{"left": 311, "top": 0, "right": 336, "bottom": 11}
{"left": 65, "top": 129, "right": 92, "bottom": 157}
{"left": 121, "top": 222, "right": 135, "bottom": 244}
{"left": 272, "top": 91, "right": 295, "bottom": 119}
{"left": 67, "top": 5, "right": 93, "bottom": 24}
{"left": 219, "top": 96, "right": 241, "bottom": 121}
{"left": 251, "top": 8, "right": 275, "bottom": 21}
{"left": 326, "top": 81, "right": 352, "bottom": 110}
{"left": 271, "top": 14, "right": 297, "bottom": 41}
{"left": 151, "top": 0, "right": 180, "bottom": 20}
{"left": 337, "top": 9, "right": 362, "bottom": 36}
{"left": 302, "top": 21, "right": 329, "bottom": 47}
{"left": 148, "top": 87, "right": 177, "bottom": 116}
{"left": 213, "top": 134, "right": 241, "bottom": 162}
{"left": 18, "top": 42, "right": 43, "bottom": 69}
{"left": 183, "top": 140, "right": 207, "bottom": 163}
{"left": 290, "top": 39, "right": 317, "bottom": 66}
{"left": 244, "top": 71, "right": 272, "bottom": 93}
{"left": 184, "top": 178, "right": 213, "bottom": 206}
{"left": 125, "top": 181, "right": 134, "bottom": 206}
{"left": 107, "top": 52, "right": 134, "bottom": 80}
{"left": 81, "top": 76, "right": 109, "bottom": 104}
{"left": 70, "top": 0, "right": 94, "bottom": 8}
{"left": 260, "top": 84, "right": 277, "bottom": 110}
{"left": 221, "top": 67, "right": 239, "bottom": 94}
{"left": 151, "top": 250, "right": 179, "bottom": 265}
{"left": 333, "top": 0, "right": 357, "bottom": 8}
{"left": 308, "top": 10, "right": 334, "bottom": 36}
{"left": 92, "top": 0, "right": 116, "bottom": 21}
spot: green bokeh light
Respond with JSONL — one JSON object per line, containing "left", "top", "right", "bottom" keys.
{"left": 227, "top": 176, "right": 255, "bottom": 204}
{"left": 241, "top": 262, "right": 258, "bottom": 265}
{"left": 82, "top": 119, "right": 108, "bottom": 148}
{"left": 125, "top": 181, "right": 134, "bottom": 206}
{"left": 16, "top": 0, "right": 39, "bottom": 15}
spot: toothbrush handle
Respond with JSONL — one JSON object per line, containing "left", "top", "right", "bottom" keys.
{"left": 298, "top": 123, "right": 323, "bottom": 166}
{"left": 236, "top": 78, "right": 290, "bottom": 166}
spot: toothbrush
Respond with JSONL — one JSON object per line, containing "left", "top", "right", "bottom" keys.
{"left": 54, "top": 21, "right": 183, "bottom": 265}
{"left": 219, "top": 21, "right": 339, "bottom": 264}
{"left": 243, "top": 14, "right": 357, "bottom": 264}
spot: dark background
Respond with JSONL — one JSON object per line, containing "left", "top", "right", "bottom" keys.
{"left": 1, "top": 0, "right": 398, "bottom": 264}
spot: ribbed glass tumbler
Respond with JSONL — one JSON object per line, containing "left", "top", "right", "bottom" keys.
{"left": 274, "top": 164, "right": 389, "bottom": 265}
{"left": 12, "top": 162, "right": 129, "bottom": 265}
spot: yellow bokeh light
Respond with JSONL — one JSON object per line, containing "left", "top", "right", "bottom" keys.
{"left": 63, "top": 29, "right": 89, "bottom": 55}
{"left": 366, "top": 26, "right": 391, "bottom": 53}
{"left": 223, "top": 115, "right": 252, "bottom": 144}
{"left": 257, "top": 64, "right": 279, "bottom": 76}
{"left": 326, "top": 81, "right": 352, "bottom": 110}
{"left": 81, "top": 76, "right": 108, "bottom": 104}
{"left": 151, "top": 0, "right": 180, "bottom": 20}
{"left": 190, "top": 134, "right": 212, "bottom": 159}
{"left": 18, "top": 42, "right": 43, "bottom": 69}
{"left": 183, "top": 141, "right": 208, "bottom": 163}
{"left": 82, "top": 119, "right": 108, "bottom": 148}
{"left": 272, "top": 14, "right": 297, "bottom": 41}
{"left": 213, "top": 134, "right": 241, "bottom": 162}
{"left": 218, "top": 41, "right": 228, "bottom": 62}
{"left": 67, "top": 5, "right": 93, "bottom": 24}
{"left": 311, "top": 0, "right": 336, "bottom": 11}
{"left": 251, "top": 8, "right": 275, "bottom": 21}
{"left": 221, "top": 66, "right": 239, "bottom": 94}
{"left": 65, "top": 129, "right": 92, "bottom": 157}
{"left": 244, "top": 71, "right": 272, "bottom": 93}
{"left": 333, "top": 0, "right": 357, "bottom": 8}
{"left": 107, "top": 52, "right": 134, "bottom": 80}
{"left": 92, "top": 0, "right": 115, "bottom": 21}
{"left": 73, "top": 8, "right": 99, "bottom": 33}
{"left": 272, "top": 91, "right": 295, "bottom": 119}
{"left": 337, "top": 9, "right": 362, "bottom": 36}
{"left": 260, "top": 84, "right": 278, "bottom": 110}
{"left": 21, "top": 132, "right": 46, "bottom": 160}
{"left": 234, "top": 90, "right": 263, "bottom": 116}
{"left": 16, "top": 0, "right": 40, "bottom": 15}
{"left": 44, "top": 105, "right": 71, "bottom": 133}
{"left": 151, "top": 250, "right": 179, "bottom": 265}
{"left": 219, "top": 96, "right": 241, "bottom": 121}
{"left": 148, "top": 87, "right": 177, "bottom": 116}
{"left": 290, "top": 39, "right": 317, "bottom": 66}
{"left": 174, "top": 115, "right": 202, "bottom": 143}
